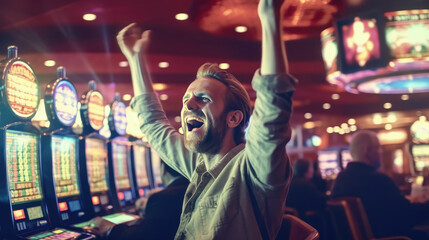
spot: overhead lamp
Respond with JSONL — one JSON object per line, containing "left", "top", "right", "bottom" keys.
{"left": 321, "top": 9, "right": 429, "bottom": 94}
{"left": 219, "top": 63, "right": 230, "bottom": 69}
{"left": 44, "top": 60, "right": 56, "bottom": 67}
{"left": 175, "top": 13, "right": 189, "bottom": 21}
{"left": 83, "top": 13, "right": 97, "bottom": 21}
{"left": 235, "top": 26, "right": 247, "bottom": 33}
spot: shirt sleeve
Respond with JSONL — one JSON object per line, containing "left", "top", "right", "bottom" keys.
{"left": 245, "top": 70, "right": 297, "bottom": 191}
{"left": 130, "top": 93, "right": 196, "bottom": 179}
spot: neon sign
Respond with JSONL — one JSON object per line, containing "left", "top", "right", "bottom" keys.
{"left": 5, "top": 61, "right": 39, "bottom": 118}
{"left": 53, "top": 81, "right": 78, "bottom": 126}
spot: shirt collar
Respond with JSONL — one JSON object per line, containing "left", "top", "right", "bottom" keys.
{"left": 205, "top": 143, "right": 245, "bottom": 178}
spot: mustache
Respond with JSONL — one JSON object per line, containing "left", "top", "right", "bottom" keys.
{"left": 182, "top": 110, "right": 205, "bottom": 120}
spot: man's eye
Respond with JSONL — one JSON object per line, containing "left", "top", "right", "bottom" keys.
{"left": 201, "top": 97, "right": 210, "bottom": 102}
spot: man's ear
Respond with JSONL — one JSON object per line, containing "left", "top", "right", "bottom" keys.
{"left": 226, "top": 110, "right": 243, "bottom": 128}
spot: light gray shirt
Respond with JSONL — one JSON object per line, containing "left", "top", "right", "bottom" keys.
{"left": 131, "top": 70, "right": 296, "bottom": 239}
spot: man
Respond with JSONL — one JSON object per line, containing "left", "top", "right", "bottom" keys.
{"left": 117, "top": 0, "right": 296, "bottom": 238}
{"left": 331, "top": 130, "right": 429, "bottom": 238}
{"left": 89, "top": 161, "right": 189, "bottom": 239}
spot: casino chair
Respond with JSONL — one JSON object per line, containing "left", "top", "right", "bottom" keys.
{"left": 327, "top": 197, "right": 412, "bottom": 240}
{"left": 276, "top": 214, "right": 320, "bottom": 240}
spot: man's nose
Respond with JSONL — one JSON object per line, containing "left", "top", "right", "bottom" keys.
{"left": 185, "top": 96, "right": 198, "bottom": 110}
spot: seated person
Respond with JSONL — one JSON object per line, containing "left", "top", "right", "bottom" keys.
{"left": 286, "top": 158, "right": 327, "bottom": 217}
{"left": 88, "top": 160, "right": 189, "bottom": 240}
{"left": 331, "top": 130, "right": 429, "bottom": 239}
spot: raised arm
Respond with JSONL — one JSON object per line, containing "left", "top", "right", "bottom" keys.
{"left": 116, "top": 23, "right": 154, "bottom": 95}
{"left": 258, "top": 0, "right": 288, "bottom": 75}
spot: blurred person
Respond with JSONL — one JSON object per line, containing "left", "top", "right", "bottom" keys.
{"left": 88, "top": 161, "right": 189, "bottom": 239}
{"left": 115, "top": 0, "right": 297, "bottom": 238}
{"left": 311, "top": 161, "right": 327, "bottom": 194}
{"left": 286, "top": 158, "right": 327, "bottom": 217}
{"left": 331, "top": 130, "right": 429, "bottom": 239}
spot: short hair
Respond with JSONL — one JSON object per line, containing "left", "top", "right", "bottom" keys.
{"left": 292, "top": 158, "right": 312, "bottom": 178}
{"left": 196, "top": 63, "right": 251, "bottom": 144}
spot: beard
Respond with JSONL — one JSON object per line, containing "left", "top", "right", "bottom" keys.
{"left": 183, "top": 111, "right": 227, "bottom": 155}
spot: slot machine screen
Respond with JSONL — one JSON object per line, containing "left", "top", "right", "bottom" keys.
{"left": 150, "top": 148, "right": 162, "bottom": 187}
{"left": 134, "top": 144, "right": 149, "bottom": 188}
{"left": 411, "top": 144, "right": 429, "bottom": 172}
{"left": 6, "top": 130, "right": 43, "bottom": 204}
{"left": 85, "top": 138, "right": 109, "bottom": 193}
{"left": 52, "top": 136, "right": 80, "bottom": 198}
{"left": 318, "top": 150, "right": 340, "bottom": 180}
{"left": 340, "top": 149, "right": 352, "bottom": 169}
{"left": 112, "top": 142, "right": 131, "bottom": 190}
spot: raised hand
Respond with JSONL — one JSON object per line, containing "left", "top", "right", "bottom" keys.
{"left": 117, "top": 23, "right": 151, "bottom": 60}
{"left": 258, "top": 0, "right": 284, "bottom": 20}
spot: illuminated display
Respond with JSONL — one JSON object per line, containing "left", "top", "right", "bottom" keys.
{"left": 341, "top": 17, "right": 381, "bottom": 69}
{"left": 53, "top": 81, "right": 78, "bottom": 126}
{"left": 411, "top": 119, "right": 429, "bottom": 143}
{"left": 341, "top": 149, "right": 352, "bottom": 169}
{"left": 385, "top": 10, "right": 429, "bottom": 59}
{"left": 88, "top": 91, "right": 105, "bottom": 131}
{"left": 318, "top": 150, "right": 340, "bottom": 179}
{"left": 321, "top": 27, "right": 338, "bottom": 74}
{"left": 150, "top": 149, "right": 162, "bottom": 186}
{"left": 113, "top": 142, "right": 131, "bottom": 190}
{"left": 6, "top": 130, "right": 43, "bottom": 204}
{"left": 5, "top": 61, "right": 39, "bottom": 118}
{"left": 412, "top": 144, "right": 429, "bottom": 172}
{"left": 113, "top": 102, "right": 127, "bottom": 136}
{"left": 27, "top": 205, "right": 43, "bottom": 220}
{"left": 52, "top": 136, "right": 80, "bottom": 198}
{"left": 85, "top": 138, "right": 109, "bottom": 193}
{"left": 134, "top": 145, "right": 149, "bottom": 188}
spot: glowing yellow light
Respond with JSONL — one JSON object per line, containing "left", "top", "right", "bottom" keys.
{"left": 323, "top": 103, "right": 331, "bottom": 109}
{"left": 174, "top": 116, "right": 181, "bottom": 123}
{"left": 331, "top": 93, "right": 340, "bottom": 100}
{"left": 158, "top": 62, "right": 169, "bottom": 68}
{"left": 350, "top": 125, "right": 357, "bottom": 131}
{"left": 304, "top": 113, "right": 312, "bottom": 119}
{"left": 83, "top": 13, "right": 97, "bottom": 21}
{"left": 303, "top": 121, "right": 315, "bottom": 129}
{"left": 383, "top": 102, "right": 392, "bottom": 109}
{"left": 175, "top": 13, "right": 189, "bottom": 21}
{"left": 235, "top": 26, "right": 247, "bottom": 33}
{"left": 219, "top": 63, "right": 230, "bottom": 69}
{"left": 419, "top": 116, "right": 427, "bottom": 122}
{"left": 153, "top": 83, "right": 167, "bottom": 91}
{"left": 123, "top": 94, "right": 132, "bottom": 101}
{"left": 327, "top": 127, "right": 334, "bottom": 133}
{"left": 348, "top": 118, "right": 356, "bottom": 125}
{"left": 373, "top": 113, "right": 382, "bottom": 125}
{"left": 401, "top": 94, "right": 409, "bottom": 101}
{"left": 44, "top": 60, "right": 56, "bottom": 67}
{"left": 178, "top": 127, "right": 184, "bottom": 134}
{"left": 341, "top": 123, "right": 348, "bottom": 129}
{"left": 385, "top": 124, "right": 392, "bottom": 130}
{"left": 159, "top": 94, "right": 168, "bottom": 101}
{"left": 119, "top": 61, "right": 128, "bottom": 67}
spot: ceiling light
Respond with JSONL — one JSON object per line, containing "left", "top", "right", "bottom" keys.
{"left": 158, "top": 62, "right": 169, "bottom": 68}
{"left": 350, "top": 125, "right": 358, "bottom": 131}
{"left": 373, "top": 114, "right": 383, "bottom": 125}
{"left": 383, "top": 102, "right": 392, "bottom": 109}
{"left": 219, "top": 63, "right": 230, "bottom": 69}
{"left": 348, "top": 118, "right": 356, "bottom": 125}
{"left": 153, "top": 83, "right": 167, "bottom": 91}
{"left": 401, "top": 94, "right": 409, "bottom": 100}
{"left": 175, "top": 13, "right": 189, "bottom": 21}
{"left": 323, "top": 103, "right": 331, "bottom": 109}
{"left": 303, "top": 121, "right": 315, "bottom": 129}
{"left": 341, "top": 123, "right": 348, "bottom": 129}
{"left": 304, "top": 113, "right": 312, "bottom": 119}
{"left": 174, "top": 116, "right": 181, "bottom": 123}
{"left": 119, "top": 61, "right": 128, "bottom": 67}
{"left": 83, "top": 13, "right": 97, "bottom": 21}
{"left": 385, "top": 124, "right": 392, "bottom": 130}
{"left": 331, "top": 93, "right": 340, "bottom": 100}
{"left": 235, "top": 26, "right": 247, "bottom": 33}
{"left": 123, "top": 94, "right": 132, "bottom": 101}
{"left": 327, "top": 127, "right": 334, "bottom": 133}
{"left": 159, "top": 94, "right": 168, "bottom": 101}
{"left": 44, "top": 60, "right": 56, "bottom": 67}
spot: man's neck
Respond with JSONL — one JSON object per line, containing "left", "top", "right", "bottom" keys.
{"left": 201, "top": 142, "right": 238, "bottom": 170}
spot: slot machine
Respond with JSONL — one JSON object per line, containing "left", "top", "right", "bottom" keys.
{"left": 149, "top": 148, "right": 164, "bottom": 189}
{"left": 40, "top": 67, "right": 96, "bottom": 239}
{"left": 106, "top": 93, "right": 138, "bottom": 212}
{"left": 130, "top": 140, "right": 151, "bottom": 198}
{"left": 75, "top": 82, "right": 139, "bottom": 230}
{"left": 0, "top": 46, "right": 92, "bottom": 239}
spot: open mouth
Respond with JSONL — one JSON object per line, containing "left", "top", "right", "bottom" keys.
{"left": 186, "top": 117, "right": 204, "bottom": 132}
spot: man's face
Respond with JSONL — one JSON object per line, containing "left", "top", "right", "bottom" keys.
{"left": 181, "top": 77, "right": 229, "bottom": 154}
